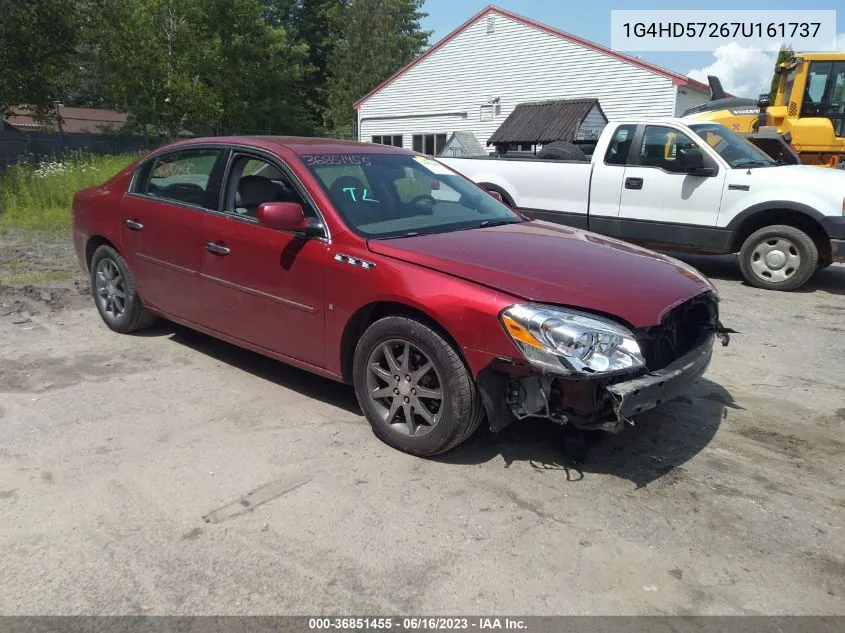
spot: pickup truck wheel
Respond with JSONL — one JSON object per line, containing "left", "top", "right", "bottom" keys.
{"left": 353, "top": 316, "right": 485, "bottom": 457}
{"left": 738, "top": 225, "right": 818, "bottom": 291}
{"left": 90, "top": 245, "right": 156, "bottom": 333}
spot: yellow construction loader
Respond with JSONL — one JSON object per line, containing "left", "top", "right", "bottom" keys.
{"left": 682, "top": 53, "right": 845, "bottom": 168}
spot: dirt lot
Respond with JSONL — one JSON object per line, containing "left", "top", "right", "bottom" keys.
{"left": 1, "top": 229, "right": 844, "bottom": 615}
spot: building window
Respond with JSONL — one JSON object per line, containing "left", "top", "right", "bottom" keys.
{"left": 412, "top": 133, "right": 447, "bottom": 156}
{"left": 486, "top": 15, "right": 496, "bottom": 34}
{"left": 372, "top": 135, "right": 403, "bottom": 147}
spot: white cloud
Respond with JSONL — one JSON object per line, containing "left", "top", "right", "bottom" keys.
{"left": 688, "top": 34, "right": 845, "bottom": 98}
{"left": 688, "top": 43, "right": 777, "bottom": 98}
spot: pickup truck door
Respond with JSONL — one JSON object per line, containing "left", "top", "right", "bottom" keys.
{"left": 616, "top": 124, "right": 726, "bottom": 250}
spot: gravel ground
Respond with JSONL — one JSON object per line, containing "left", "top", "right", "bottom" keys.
{"left": 0, "top": 231, "right": 843, "bottom": 615}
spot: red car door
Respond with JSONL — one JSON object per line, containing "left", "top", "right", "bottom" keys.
{"left": 198, "top": 153, "right": 328, "bottom": 368}
{"left": 120, "top": 148, "right": 224, "bottom": 320}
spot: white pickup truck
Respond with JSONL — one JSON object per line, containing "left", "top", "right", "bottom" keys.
{"left": 439, "top": 119, "right": 845, "bottom": 291}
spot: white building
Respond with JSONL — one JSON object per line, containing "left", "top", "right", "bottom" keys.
{"left": 355, "top": 5, "right": 711, "bottom": 155}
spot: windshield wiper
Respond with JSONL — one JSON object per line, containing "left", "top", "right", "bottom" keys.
{"left": 374, "top": 219, "right": 522, "bottom": 239}
{"left": 732, "top": 159, "right": 774, "bottom": 168}
{"left": 463, "top": 219, "right": 523, "bottom": 230}
{"left": 375, "top": 230, "right": 437, "bottom": 240}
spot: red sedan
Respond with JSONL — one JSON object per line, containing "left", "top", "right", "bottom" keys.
{"left": 72, "top": 137, "right": 728, "bottom": 456}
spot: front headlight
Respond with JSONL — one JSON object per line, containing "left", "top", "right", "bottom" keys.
{"left": 501, "top": 304, "right": 645, "bottom": 376}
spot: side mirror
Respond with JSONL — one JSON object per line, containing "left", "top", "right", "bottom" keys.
{"left": 257, "top": 202, "right": 324, "bottom": 236}
{"left": 487, "top": 190, "right": 504, "bottom": 202}
{"left": 678, "top": 148, "right": 716, "bottom": 177}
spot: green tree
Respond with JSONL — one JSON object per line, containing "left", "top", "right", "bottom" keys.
{"left": 0, "top": 0, "right": 81, "bottom": 122}
{"left": 81, "top": 0, "right": 222, "bottom": 137}
{"left": 295, "top": 0, "right": 337, "bottom": 131}
{"left": 81, "top": 0, "right": 311, "bottom": 137}
{"left": 769, "top": 46, "right": 794, "bottom": 103}
{"left": 323, "top": 0, "right": 430, "bottom": 135}
{"left": 205, "top": 0, "right": 311, "bottom": 135}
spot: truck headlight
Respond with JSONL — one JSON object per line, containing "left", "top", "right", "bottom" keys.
{"left": 501, "top": 304, "right": 645, "bottom": 376}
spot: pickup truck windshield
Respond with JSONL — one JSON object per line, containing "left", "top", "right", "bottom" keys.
{"left": 300, "top": 152, "right": 523, "bottom": 238}
{"left": 688, "top": 123, "right": 777, "bottom": 168}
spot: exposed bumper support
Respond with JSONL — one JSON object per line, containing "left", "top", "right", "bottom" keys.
{"left": 606, "top": 331, "right": 715, "bottom": 422}
{"left": 830, "top": 239, "right": 845, "bottom": 264}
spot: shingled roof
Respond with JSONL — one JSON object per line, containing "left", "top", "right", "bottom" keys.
{"left": 487, "top": 98, "right": 606, "bottom": 146}
{"left": 4, "top": 106, "right": 127, "bottom": 134}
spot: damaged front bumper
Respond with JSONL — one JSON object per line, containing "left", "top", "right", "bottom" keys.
{"left": 477, "top": 325, "right": 730, "bottom": 435}
{"left": 605, "top": 330, "right": 715, "bottom": 424}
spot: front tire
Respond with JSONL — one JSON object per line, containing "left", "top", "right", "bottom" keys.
{"left": 90, "top": 245, "right": 156, "bottom": 333}
{"left": 352, "top": 316, "right": 485, "bottom": 457}
{"left": 738, "top": 225, "right": 818, "bottom": 291}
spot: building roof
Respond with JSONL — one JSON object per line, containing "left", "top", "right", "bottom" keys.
{"left": 3, "top": 106, "right": 128, "bottom": 133}
{"left": 487, "top": 98, "right": 606, "bottom": 146}
{"left": 354, "top": 5, "right": 711, "bottom": 110}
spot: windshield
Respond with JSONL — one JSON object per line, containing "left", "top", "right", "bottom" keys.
{"left": 688, "top": 123, "right": 776, "bottom": 168}
{"left": 299, "top": 152, "right": 523, "bottom": 238}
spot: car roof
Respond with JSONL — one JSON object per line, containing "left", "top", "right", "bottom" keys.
{"left": 152, "top": 135, "right": 412, "bottom": 157}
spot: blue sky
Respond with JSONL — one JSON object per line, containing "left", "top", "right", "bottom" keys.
{"left": 420, "top": 0, "right": 845, "bottom": 96}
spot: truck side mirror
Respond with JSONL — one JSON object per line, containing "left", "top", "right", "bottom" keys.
{"left": 678, "top": 148, "right": 716, "bottom": 177}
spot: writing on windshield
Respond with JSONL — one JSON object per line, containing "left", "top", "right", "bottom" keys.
{"left": 300, "top": 152, "right": 522, "bottom": 238}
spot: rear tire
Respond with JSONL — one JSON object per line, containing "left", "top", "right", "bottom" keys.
{"left": 352, "top": 316, "right": 485, "bottom": 457}
{"left": 536, "top": 141, "right": 588, "bottom": 161}
{"left": 738, "top": 225, "right": 817, "bottom": 291}
{"left": 90, "top": 245, "right": 156, "bottom": 333}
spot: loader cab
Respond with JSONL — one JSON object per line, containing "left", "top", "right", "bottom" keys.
{"left": 772, "top": 55, "right": 845, "bottom": 162}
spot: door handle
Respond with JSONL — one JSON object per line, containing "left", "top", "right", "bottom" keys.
{"left": 124, "top": 219, "right": 144, "bottom": 231}
{"left": 624, "top": 177, "right": 644, "bottom": 190}
{"left": 205, "top": 242, "right": 231, "bottom": 256}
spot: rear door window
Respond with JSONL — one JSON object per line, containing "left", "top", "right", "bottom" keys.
{"left": 604, "top": 125, "right": 636, "bottom": 165}
{"left": 144, "top": 149, "right": 222, "bottom": 209}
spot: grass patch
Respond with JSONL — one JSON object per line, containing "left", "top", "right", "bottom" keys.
{"left": 0, "top": 152, "right": 145, "bottom": 233}
{"left": 1, "top": 270, "right": 74, "bottom": 285}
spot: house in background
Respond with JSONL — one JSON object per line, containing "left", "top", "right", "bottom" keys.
{"left": 355, "top": 5, "right": 711, "bottom": 155}
{"left": 0, "top": 106, "right": 160, "bottom": 171}
{"left": 2, "top": 105, "right": 128, "bottom": 134}
{"left": 439, "top": 131, "right": 488, "bottom": 157}
{"left": 3, "top": 106, "right": 126, "bottom": 134}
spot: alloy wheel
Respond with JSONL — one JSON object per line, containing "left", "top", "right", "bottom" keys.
{"left": 95, "top": 258, "right": 126, "bottom": 319}
{"left": 365, "top": 339, "right": 444, "bottom": 437}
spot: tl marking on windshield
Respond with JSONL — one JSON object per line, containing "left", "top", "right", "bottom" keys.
{"left": 343, "top": 187, "right": 379, "bottom": 203}
{"left": 334, "top": 253, "right": 376, "bottom": 269}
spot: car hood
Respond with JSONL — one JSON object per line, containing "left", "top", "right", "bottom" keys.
{"left": 735, "top": 164, "right": 845, "bottom": 192}
{"left": 368, "top": 221, "right": 714, "bottom": 329}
